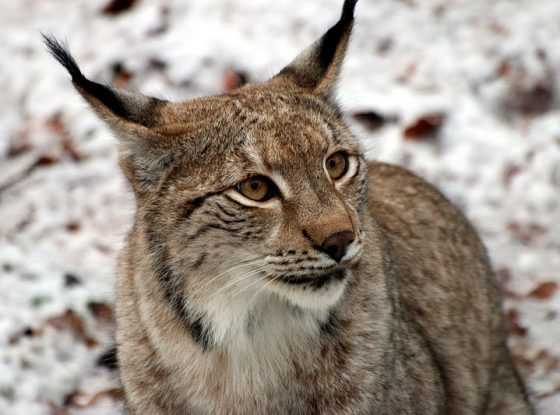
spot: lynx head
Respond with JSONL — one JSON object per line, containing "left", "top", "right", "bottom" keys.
{"left": 46, "top": 0, "right": 366, "bottom": 346}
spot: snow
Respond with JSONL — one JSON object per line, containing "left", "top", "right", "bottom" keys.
{"left": 1, "top": 0, "right": 559, "bottom": 413}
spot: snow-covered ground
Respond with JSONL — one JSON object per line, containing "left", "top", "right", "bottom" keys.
{"left": 1, "top": 0, "right": 559, "bottom": 413}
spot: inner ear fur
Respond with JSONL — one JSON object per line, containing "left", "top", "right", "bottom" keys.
{"left": 270, "top": 0, "right": 358, "bottom": 99}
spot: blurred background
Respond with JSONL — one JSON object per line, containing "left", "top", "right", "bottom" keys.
{"left": 0, "top": 0, "right": 559, "bottom": 413}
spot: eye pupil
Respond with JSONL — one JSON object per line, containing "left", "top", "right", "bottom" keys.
{"left": 237, "top": 176, "right": 276, "bottom": 202}
{"left": 326, "top": 152, "right": 349, "bottom": 180}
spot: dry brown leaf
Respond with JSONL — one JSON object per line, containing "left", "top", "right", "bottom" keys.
{"left": 46, "top": 113, "right": 84, "bottom": 162}
{"left": 102, "top": 0, "right": 138, "bottom": 15}
{"left": 403, "top": 113, "right": 446, "bottom": 140}
{"left": 352, "top": 111, "right": 394, "bottom": 131}
{"left": 505, "top": 309, "right": 528, "bottom": 337}
{"left": 46, "top": 309, "right": 98, "bottom": 347}
{"left": 223, "top": 69, "right": 248, "bottom": 92}
{"left": 88, "top": 302, "right": 115, "bottom": 324}
{"left": 528, "top": 282, "right": 558, "bottom": 300}
{"left": 68, "top": 388, "right": 124, "bottom": 408}
{"left": 65, "top": 221, "right": 81, "bottom": 233}
{"left": 36, "top": 154, "right": 60, "bottom": 167}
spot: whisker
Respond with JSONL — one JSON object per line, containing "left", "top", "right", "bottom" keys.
{"left": 228, "top": 270, "right": 271, "bottom": 299}
{"left": 246, "top": 273, "right": 282, "bottom": 304}
{"left": 190, "top": 256, "right": 266, "bottom": 293}
{"left": 200, "top": 265, "right": 269, "bottom": 301}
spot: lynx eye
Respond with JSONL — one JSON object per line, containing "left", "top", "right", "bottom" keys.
{"left": 325, "top": 152, "right": 349, "bottom": 180}
{"left": 236, "top": 176, "right": 277, "bottom": 202}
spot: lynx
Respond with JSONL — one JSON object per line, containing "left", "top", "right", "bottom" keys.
{"left": 45, "top": 1, "right": 533, "bottom": 414}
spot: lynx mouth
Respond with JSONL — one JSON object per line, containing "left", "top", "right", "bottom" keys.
{"left": 275, "top": 268, "right": 346, "bottom": 290}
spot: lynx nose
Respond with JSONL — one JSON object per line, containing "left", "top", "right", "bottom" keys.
{"left": 320, "top": 231, "right": 354, "bottom": 262}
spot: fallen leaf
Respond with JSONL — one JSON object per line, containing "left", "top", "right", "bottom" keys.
{"left": 352, "top": 111, "right": 396, "bottom": 131}
{"left": 36, "top": 154, "right": 59, "bottom": 166}
{"left": 498, "top": 52, "right": 556, "bottom": 116}
{"left": 111, "top": 62, "right": 133, "bottom": 88}
{"left": 97, "top": 346, "right": 119, "bottom": 370}
{"left": 101, "top": 0, "right": 138, "bottom": 15}
{"left": 46, "top": 113, "right": 84, "bottom": 162}
{"left": 46, "top": 112, "right": 64, "bottom": 134}
{"left": 506, "top": 309, "right": 528, "bottom": 337}
{"left": 88, "top": 301, "right": 114, "bottom": 324}
{"left": 223, "top": 69, "right": 248, "bottom": 92}
{"left": 403, "top": 113, "right": 446, "bottom": 140}
{"left": 528, "top": 282, "right": 558, "bottom": 300}
{"left": 376, "top": 37, "right": 393, "bottom": 54}
{"left": 64, "top": 273, "right": 82, "bottom": 287}
{"left": 46, "top": 309, "right": 98, "bottom": 347}
{"left": 65, "top": 221, "right": 81, "bottom": 233}
{"left": 496, "top": 60, "right": 511, "bottom": 78}
{"left": 148, "top": 57, "right": 167, "bottom": 71}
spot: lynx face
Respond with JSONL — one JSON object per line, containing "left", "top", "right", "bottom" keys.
{"left": 147, "top": 92, "right": 368, "bottom": 319}
{"left": 45, "top": 0, "right": 362, "bottom": 347}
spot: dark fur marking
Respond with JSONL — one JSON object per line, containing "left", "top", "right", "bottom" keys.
{"left": 177, "top": 196, "right": 207, "bottom": 224}
{"left": 209, "top": 211, "right": 247, "bottom": 225}
{"left": 320, "top": 310, "right": 340, "bottom": 337}
{"left": 214, "top": 202, "right": 240, "bottom": 218}
{"left": 144, "top": 223, "right": 214, "bottom": 351}
{"left": 270, "top": 256, "right": 312, "bottom": 266}
{"left": 278, "top": 0, "right": 356, "bottom": 91}
{"left": 43, "top": 35, "right": 164, "bottom": 126}
{"left": 301, "top": 229, "right": 321, "bottom": 251}
{"left": 190, "top": 315, "right": 212, "bottom": 351}
{"left": 192, "top": 253, "right": 207, "bottom": 270}
{"left": 213, "top": 241, "right": 245, "bottom": 249}
{"left": 276, "top": 269, "right": 346, "bottom": 289}
{"left": 186, "top": 223, "right": 240, "bottom": 243}
{"left": 318, "top": 0, "right": 357, "bottom": 72}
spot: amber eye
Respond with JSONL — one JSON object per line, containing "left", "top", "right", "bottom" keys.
{"left": 236, "top": 176, "right": 277, "bottom": 202}
{"left": 325, "top": 152, "right": 349, "bottom": 180}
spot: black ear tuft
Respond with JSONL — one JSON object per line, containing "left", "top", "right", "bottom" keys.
{"left": 43, "top": 33, "right": 131, "bottom": 120}
{"left": 341, "top": 0, "right": 358, "bottom": 21}
{"left": 42, "top": 34, "right": 86, "bottom": 83}
{"left": 318, "top": 0, "right": 358, "bottom": 74}
{"left": 272, "top": 0, "right": 358, "bottom": 98}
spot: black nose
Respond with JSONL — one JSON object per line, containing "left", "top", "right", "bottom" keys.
{"left": 320, "top": 231, "right": 354, "bottom": 262}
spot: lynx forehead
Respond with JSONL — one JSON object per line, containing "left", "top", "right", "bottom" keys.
{"left": 46, "top": 0, "right": 532, "bottom": 414}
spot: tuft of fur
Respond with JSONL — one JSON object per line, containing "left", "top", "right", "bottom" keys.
{"left": 43, "top": 34, "right": 132, "bottom": 120}
{"left": 46, "top": 1, "right": 533, "bottom": 414}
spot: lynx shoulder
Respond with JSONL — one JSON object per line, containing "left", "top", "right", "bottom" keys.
{"left": 46, "top": 1, "right": 533, "bottom": 414}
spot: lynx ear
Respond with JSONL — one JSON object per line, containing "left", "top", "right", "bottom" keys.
{"left": 44, "top": 35, "right": 176, "bottom": 192}
{"left": 271, "top": 0, "right": 357, "bottom": 99}
{"left": 43, "top": 35, "right": 169, "bottom": 151}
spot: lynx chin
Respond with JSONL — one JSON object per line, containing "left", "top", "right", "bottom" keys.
{"left": 45, "top": 0, "right": 533, "bottom": 413}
